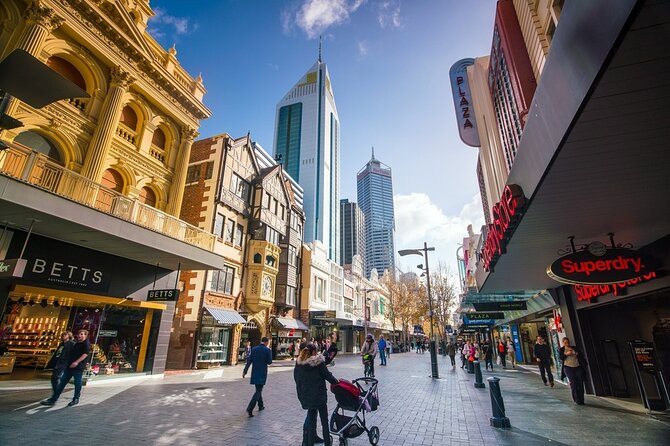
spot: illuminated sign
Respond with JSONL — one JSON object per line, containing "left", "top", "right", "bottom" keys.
{"left": 480, "top": 185, "right": 527, "bottom": 272}
{"left": 574, "top": 271, "right": 658, "bottom": 303}
{"left": 449, "top": 58, "right": 480, "bottom": 147}
{"left": 465, "top": 312, "right": 505, "bottom": 320}
{"left": 548, "top": 248, "right": 658, "bottom": 285}
{"left": 473, "top": 301, "right": 527, "bottom": 311}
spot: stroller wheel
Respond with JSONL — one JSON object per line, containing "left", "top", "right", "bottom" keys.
{"left": 368, "top": 426, "right": 380, "bottom": 445}
{"left": 339, "top": 438, "right": 348, "bottom": 446}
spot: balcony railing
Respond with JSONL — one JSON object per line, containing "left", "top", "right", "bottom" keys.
{"left": 0, "top": 142, "right": 216, "bottom": 252}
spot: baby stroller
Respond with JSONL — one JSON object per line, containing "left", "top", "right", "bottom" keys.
{"left": 330, "top": 378, "right": 380, "bottom": 446}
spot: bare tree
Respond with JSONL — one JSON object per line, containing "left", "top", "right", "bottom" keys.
{"left": 382, "top": 271, "right": 427, "bottom": 348}
{"left": 430, "top": 262, "right": 458, "bottom": 342}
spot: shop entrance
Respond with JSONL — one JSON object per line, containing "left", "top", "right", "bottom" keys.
{"left": 239, "top": 320, "right": 261, "bottom": 361}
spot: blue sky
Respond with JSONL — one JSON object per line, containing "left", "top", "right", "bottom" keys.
{"left": 148, "top": 0, "right": 495, "bottom": 276}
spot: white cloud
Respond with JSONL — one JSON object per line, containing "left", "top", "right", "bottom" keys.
{"left": 150, "top": 8, "right": 195, "bottom": 36}
{"left": 394, "top": 193, "right": 484, "bottom": 279}
{"left": 377, "top": 0, "right": 402, "bottom": 29}
{"left": 287, "top": 0, "right": 367, "bottom": 38}
{"left": 358, "top": 40, "right": 368, "bottom": 56}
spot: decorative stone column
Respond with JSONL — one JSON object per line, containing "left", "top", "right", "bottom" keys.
{"left": 16, "top": 0, "right": 64, "bottom": 56}
{"left": 165, "top": 126, "right": 198, "bottom": 216}
{"left": 80, "top": 66, "right": 133, "bottom": 182}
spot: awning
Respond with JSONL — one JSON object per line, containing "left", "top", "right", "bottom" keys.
{"left": 203, "top": 306, "right": 246, "bottom": 325}
{"left": 274, "top": 317, "right": 309, "bottom": 331}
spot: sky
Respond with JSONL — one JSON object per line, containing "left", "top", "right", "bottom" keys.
{"left": 148, "top": 0, "right": 495, "bottom": 277}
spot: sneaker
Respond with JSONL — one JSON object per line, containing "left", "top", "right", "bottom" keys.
{"left": 247, "top": 410, "right": 254, "bottom": 417}
{"left": 67, "top": 399, "right": 79, "bottom": 407}
{"left": 40, "top": 399, "right": 55, "bottom": 406}
{"left": 258, "top": 406, "right": 265, "bottom": 411}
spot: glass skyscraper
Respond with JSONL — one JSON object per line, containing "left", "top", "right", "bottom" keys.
{"left": 273, "top": 53, "right": 340, "bottom": 263}
{"left": 357, "top": 150, "right": 395, "bottom": 277}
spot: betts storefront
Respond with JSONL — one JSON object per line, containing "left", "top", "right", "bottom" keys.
{"left": 472, "top": 0, "right": 670, "bottom": 410}
{"left": 0, "top": 231, "right": 180, "bottom": 381}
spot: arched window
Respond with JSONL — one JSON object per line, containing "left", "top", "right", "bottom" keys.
{"left": 139, "top": 186, "right": 157, "bottom": 207}
{"left": 101, "top": 168, "right": 124, "bottom": 193}
{"left": 253, "top": 253, "right": 262, "bottom": 264}
{"left": 46, "top": 56, "right": 86, "bottom": 91}
{"left": 151, "top": 128, "right": 166, "bottom": 150}
{"left": 14, "top": 131, "right": 62, "bottom": 162}
{"left": 119, "top": 106, "right": 138, "bottom": 131}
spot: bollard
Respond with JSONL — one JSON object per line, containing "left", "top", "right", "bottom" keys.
{"left": 487, "top": 377, "right": 511, "bottom": 428}
{"left": 467, "top": 358, "right": 475, "bottom": 374}
{"left": 474, "top": 361, "right": 485, "bottom": 388}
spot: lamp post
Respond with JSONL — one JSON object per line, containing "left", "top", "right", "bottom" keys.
{"left": 399, "top": 242, "right": 438, "bottom": 378}
{"left": 360, "top": 288, "right": 375, "bottom": 339}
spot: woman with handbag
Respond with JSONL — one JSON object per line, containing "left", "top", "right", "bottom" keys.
{"left": 559, "top": 337, "right": 588, "bottom": 405}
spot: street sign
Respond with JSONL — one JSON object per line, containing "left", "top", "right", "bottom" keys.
{"left": 466, "top": 312, "right": 505, "bottom": 320}
{"left": 147, "top": 289, "right": 179, "bottom": 301}
{"left": 473, "top": 301, "right": 527, "bottom": 311}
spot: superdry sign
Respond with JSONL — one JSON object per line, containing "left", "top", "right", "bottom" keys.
{"left": 547, "top": 248, "right": 658, "bottom": 285}
{"left": 480, "top": 185, "right": 527, "bottom": 272}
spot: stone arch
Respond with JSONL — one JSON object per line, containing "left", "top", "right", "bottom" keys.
{"left": 136, "top": 178, "right": 165, "bottom": 208}
{"left": 147, "top": 114, "right": 178, "bottom": 165}
{"left": 0, "top": 1, "right": 22, "bottom": 60}
{"left": 105, "top": 161, "right": 135, "bottom": 194}
{"left": 7, "top": 122, "right": 77, "bottom": 167}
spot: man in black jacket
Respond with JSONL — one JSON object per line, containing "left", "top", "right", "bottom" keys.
{"left": 41, "top": 329, "right": 90, "bottom": 407}
{"left": 533, "top": 336, "right": 554, "bottom": 387}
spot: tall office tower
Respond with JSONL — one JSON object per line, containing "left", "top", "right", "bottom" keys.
{"left": 340, "top": 199, "right": 366, "bottom": 269}
{"left": 357, "top": 149, "right": 395, "bottom": 277}
{"left": 273, "top": 46, "right": 340, "bottom": 263}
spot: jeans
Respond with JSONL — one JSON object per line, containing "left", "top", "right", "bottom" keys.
{"left": 564, "top": 366, "right": 585, "bottom": 404}
{"left": 246, "top": 384, "right": 264, "bottom": 412}
{"left": 50, "top": 367, "right": 64, "bottom": 394}
{"left": 51, "top": 367, "right": 83, "bottom": 401}
{"left": 379, "top": 349, "right": 386, "bottom": 365}
{"left": 303, "top": 404, "right": 329, "bottom": 446}
{"left": 498, "top": 352, "right": 506, "bottom": 368}
{"left": 485, "top": 357, "right": 494, "bottom": 370}
{"left": 539, "top": 361, "right": 554, "bottom": 384}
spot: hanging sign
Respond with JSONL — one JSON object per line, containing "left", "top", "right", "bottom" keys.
{"left": 480, "top": 185, "right": 527, "bottom": 272}
{"left": 463, "top": 316, "right": 495, "bottom": 326}
{"left": 548, "top": 248, "right": 658, "bottom": 285}
{"left": 449, "top": 58, "right": 480, "bottom": 147}
{"left": 473, "top": 301, "right": 527, "bottom": 311}
{"left": 147, "top": 289, "right": 179, "bottom": 301}
{"left": 465, "top": 312, "right": 505, "bottom": 320}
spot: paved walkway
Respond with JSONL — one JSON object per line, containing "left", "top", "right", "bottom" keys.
{"left": 0, "top": 352, "right": 668, "bottom": 445}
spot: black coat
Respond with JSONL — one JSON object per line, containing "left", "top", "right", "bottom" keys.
{"left": 559, "top": 345, "right": 588, "bottom": 381}
{"left": 533, "top": 343, "right": 552, "bottom": 364}
{"left": 294, "top": 354, "right": 338, "bottom": 409}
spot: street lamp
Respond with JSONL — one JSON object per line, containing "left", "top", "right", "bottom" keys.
{"left": 359, "top": 288, "right": 375, "bottom": 339}
{"left": 399, "top": 242, "right": 439, "bottom": 378}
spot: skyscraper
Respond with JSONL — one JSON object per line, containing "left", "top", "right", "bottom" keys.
{"left": 357, "top": 149, "right": 395, "bottom": 277}
{"left": 273, "top": 47, "right": 340, "bottom": 263}
{"left": 340, "top": 199, "right": 366, "bottom": 269}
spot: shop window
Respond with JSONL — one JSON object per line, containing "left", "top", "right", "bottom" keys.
{"left": 151, "top": 128, "right": 166, "bottom": 150}
{"left": 46, "top": 56, "right": 86, "bottom": 91}
{"left": 197, "top": 325, "right": 231, "bottom": 366}
{"left": 14, "top": 131, "right": 62, "bottom": 163}
{"left": 138, "top": 186, "right": 156, "bottom": 207}
{"left": 120, "top": 105, "right": 138, "bottom": 131}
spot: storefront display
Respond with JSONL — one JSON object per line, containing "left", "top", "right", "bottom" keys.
{"left": 197, "top": 325, "right": 231, "bottom": 368}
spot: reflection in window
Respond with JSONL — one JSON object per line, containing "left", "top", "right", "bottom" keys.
{"left": 14, "top": 131, "right": 62, "bottom": 162}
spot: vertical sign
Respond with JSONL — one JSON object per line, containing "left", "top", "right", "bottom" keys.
{"left": 511, "top": 324, "right": 523, "bottom": 362}
{"left": 449, "top": 58, "right": 480, "bottom": 147}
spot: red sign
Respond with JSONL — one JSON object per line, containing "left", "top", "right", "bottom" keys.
{"left": 548, "top": 248, "right": 658, "bottom": 285}
{"left": 574, "top": 271, "right": 657, "bottom": 303}
{"left": 480, "top": 185, "right": 527, "bottom": 272}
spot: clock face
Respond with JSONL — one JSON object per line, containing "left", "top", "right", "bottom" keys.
{"left": 262, "top": 276, "right": 272, "bottom": 296}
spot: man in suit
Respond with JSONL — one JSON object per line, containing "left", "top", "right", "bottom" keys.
{"left": 243, "top": 337, "right": 273, "bottom": 417}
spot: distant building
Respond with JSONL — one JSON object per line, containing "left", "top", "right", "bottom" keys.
{"left": 273, "top": 49, "right": 340, "bottom": 263}
{"left": 357, "top": 149, "right": 395, "bottom": 277}
{"left": 340, "top": 199, "right": 366, "bottom": 269}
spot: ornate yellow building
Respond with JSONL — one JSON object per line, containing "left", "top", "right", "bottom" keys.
{"left": 0, "top": 0, "right": 209, "bottom": 217}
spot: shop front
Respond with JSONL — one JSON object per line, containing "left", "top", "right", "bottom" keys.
{"left": 0, "top": 232, "right": 176, "bottom": 381}
{"left": 271, "top": 317, "right": 309, "bottom": 359}
{"left": 196, "top": 306, "right": 245, "bottom": 368}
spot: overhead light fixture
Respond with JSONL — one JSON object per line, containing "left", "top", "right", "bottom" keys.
{"left": 28, "top": 299, "right": 35, "bottom": 306}
{"left": 40, "top": 300, "right": 48, "bottom": 308}
{"left": 53, "top": 300, "right": 60, "bottom": 307}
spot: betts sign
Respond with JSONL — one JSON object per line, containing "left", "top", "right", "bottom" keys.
{"left": 480, "top": 185, "right": 527, "bottom": 272}
{"left": 548, "top": 248, "right": 658, "bottom": 285}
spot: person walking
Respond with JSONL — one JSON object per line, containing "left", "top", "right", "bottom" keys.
{"left": 387, "top": 339, "right": 392, "bottom": 360}
{"left": 45, "top": 331, "right": 73, "bottom": 394}
{"left": 560, "top": 337, "right": 588, "bottom": 405}
{"left": 361, "top": 334, "right": 378, "bottom": 377}
{"left": 483, "top": 340, "right": 494, "bottom": 371}
{"left": 378, "top": 335, "right": 387, "bottom": 366}
{"left": 242, "top": 337, "right": 273, "bottom": 417}
{"left": 507, "top": 337, "right": 516, "bottom": 368}
{"left": 295, "top": 342, "right": 339, "bottom": 446}
{"left": 533, "top": 336, "right": 554, "bottom": 387}
{"left": 243, "top": 340, "right": 252, "bottom": 361}
{"left": 300, "top": 337, "right": 308, "bottom": 351}
{"left": 324, "top": 332, "right": 338, "bottom": 366}
{"left": 416, "top": 340, "right": 421, "bottom": 354}
{"left": 497, "top": 339, "right": 507, "bottom": 368}
{"left": 41, "top": 329, "right": 90, "bottom": 407}
{"left": 294, "top": 340, "right": 302, "bottom": 361}
{"left": 447, "top": 340, "right": 456, "bottom": 368}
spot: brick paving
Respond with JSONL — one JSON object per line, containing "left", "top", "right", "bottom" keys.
{"left": 0, "top": 352, "right": 669, "bottom": 445}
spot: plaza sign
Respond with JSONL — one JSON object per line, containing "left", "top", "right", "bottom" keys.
{"left": 465, "top": 312, "right": 505, "bottom": 320}
{"left": 548, "top": 248, "right": 658, "bottom": 285}
{"left": 480, "top": 185, "right": 527, "bottom": 272}
{"left": 449, "top": 58, "right": 480, "bottom": 147}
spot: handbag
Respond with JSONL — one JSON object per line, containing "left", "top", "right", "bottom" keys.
{"left": 496, "top": 355, "right": 501, "bottom": 365}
